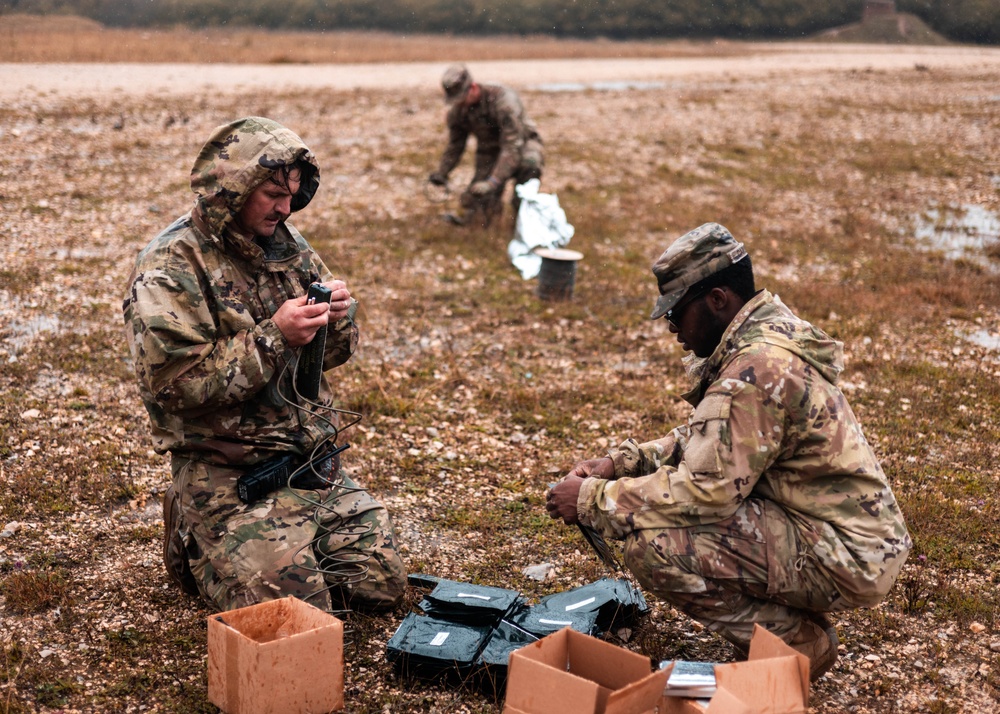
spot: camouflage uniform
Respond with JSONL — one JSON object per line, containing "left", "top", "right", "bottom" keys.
{"left": 123, "top": 117, "right": 406, "bottom": 613}
{"left": 577, "top": 240, "right": 911, "bottom": 651}
{"left": 436, "top": 76, "right": 544, "bottom": 224}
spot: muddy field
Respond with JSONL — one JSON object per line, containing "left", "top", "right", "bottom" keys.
{"left": 2, "top": 42, "right": 1000, "bottom": 713}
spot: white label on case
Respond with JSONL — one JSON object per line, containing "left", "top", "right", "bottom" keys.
{"left": 564, "top": 597, "right": 596, "bottom": 611}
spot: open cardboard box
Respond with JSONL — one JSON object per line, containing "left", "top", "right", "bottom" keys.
{"left": 658, "top": 624, "right": 809, "bottom": 714}
{"left": 502, "top": 627, "right": 669, "bottom": 714}
{"left": 207, "top": 596, "right": 344, "bottom": 714}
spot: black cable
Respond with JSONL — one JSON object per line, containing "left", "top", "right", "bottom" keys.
{"left": 272, "top": 348, "right": 377, "bottom": 618}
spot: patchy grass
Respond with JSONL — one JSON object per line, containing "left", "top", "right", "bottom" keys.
{"left": 0, "top": 568, "right": 71, "bottom": 615}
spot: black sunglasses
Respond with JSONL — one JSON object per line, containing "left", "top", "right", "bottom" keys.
{"left": 664, "top": 287, "right": 708, "bottom": 328}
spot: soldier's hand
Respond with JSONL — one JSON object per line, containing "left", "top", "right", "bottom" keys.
{"left": 470, "top": 180, "right": 496, "bottom": 196}
{"left": 429, "top": 172, "right": 447, "bottom": 186}
{"left": 545, "top": 476, "right": 585, "bottom": 525}
{"left": 272, "top": 295, "right": 331, "bottom": 348}
{"left": 320, "top": 279, "right": 352, "bottom": 322}
{"left": 566, "top": 457, "right": 616, "bottom": 481}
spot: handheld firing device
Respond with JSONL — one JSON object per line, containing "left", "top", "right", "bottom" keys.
{"left": 297, "top": 283, "right": 331, "bottom": 401}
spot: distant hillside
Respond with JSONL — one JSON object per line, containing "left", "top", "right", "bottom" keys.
{"left": 813, "top": 12, "right": 951, "bottom": 45}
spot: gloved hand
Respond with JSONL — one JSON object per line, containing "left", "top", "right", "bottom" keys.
{"left": 428, "top": 172, "right": 447, "bottom": 186}
{"left": 470, "top": 179, "right": 496, "bottom": 196}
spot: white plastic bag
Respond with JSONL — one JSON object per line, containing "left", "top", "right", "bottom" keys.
{"left": 507, "top": 179, "right": 575, "bottom": 279}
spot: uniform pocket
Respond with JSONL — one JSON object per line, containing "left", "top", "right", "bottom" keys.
{"left": 684, "top": 392, "right": 731, "bottom": 476}
{"left": 763, "top": 499, "right": 806, "bottom": 596}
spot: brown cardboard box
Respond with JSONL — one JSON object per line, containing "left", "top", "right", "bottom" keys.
{"left": 657, "top": 686, "right": 753, "bottom": 714}
{"left": 502, "top": 627, "right": 669, "bottom": 714}
{"left": 207, "top": 597, "right": 344, "bottom": 714}
{"left": 657, "top": 624, "right": 809, "bottom": 714}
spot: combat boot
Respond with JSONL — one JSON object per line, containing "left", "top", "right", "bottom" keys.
{"left": 162, "top": 484, "right": 200, "bottom": 597}
{"left": 790, "top": 613, "right": 839, "bottom": 680}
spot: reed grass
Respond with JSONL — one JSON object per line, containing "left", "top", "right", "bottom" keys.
{"left": 0, "top": 12, "right": 750, "bottom": 63}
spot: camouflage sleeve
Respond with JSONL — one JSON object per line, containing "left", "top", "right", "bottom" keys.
{"left": 489, "top": 99, "right": 526, "bottom": 184}
{"left": 127, "top": 267, "right": 292, "bottom": 418}
{"left": 578, "top": 381, "right": 784, "bottom": 540}
{"left": 607, "top": 428, "right": 686, "bottom": 479}
{"left": 437, "top": 110, "right": 469, "bottom": 177}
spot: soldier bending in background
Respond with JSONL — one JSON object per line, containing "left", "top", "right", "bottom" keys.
{"left": 429, "top": 63, "right": 544, "bottom": 229}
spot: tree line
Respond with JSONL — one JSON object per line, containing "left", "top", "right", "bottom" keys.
{"left": 2, "top": 0, "right": 998, "bottom": 44}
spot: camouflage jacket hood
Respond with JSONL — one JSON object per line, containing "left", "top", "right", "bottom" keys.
{"left": 191, "top": 116, "right": 320, "bottom": 238}
{"left": 682, "top": 290, "right": 843, "bottom": 406}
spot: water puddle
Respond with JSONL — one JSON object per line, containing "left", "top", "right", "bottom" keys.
{"left": 611, "top": 360, "right": 650, "bottom": 372}
{"left": 5, "top": 315, "right": 61, "bottom": 355}
{"left": 532, "top": 80, "right": 667, "bottom": 93}
{"left": 51, "top": 247, "right": 113, "bottom": 260}
{"left": 912, "top": 204, "right": 1000, "bottom": 268}
{"left": 961, "top": 327, "right": 1000, "bottom": 351}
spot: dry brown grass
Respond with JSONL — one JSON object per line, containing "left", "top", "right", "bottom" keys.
{"left": 0, "top": 12, "right": 751, "bottom": 63}
{"left": 1, "top": 33, "right": 999, "bottom": 714}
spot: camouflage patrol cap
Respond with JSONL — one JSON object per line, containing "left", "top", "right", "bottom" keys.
{"left": 441, "top": 63, "right": 473, "bottom": 105}
{"left": 649, "top": 223, "right": 748, "bottom": 320}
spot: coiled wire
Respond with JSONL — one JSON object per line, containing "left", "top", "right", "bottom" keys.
{"left": 275, "top": 351, "right": 375, "bottom": 620}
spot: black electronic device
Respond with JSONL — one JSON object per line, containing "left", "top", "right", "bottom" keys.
{"left": 236, "top": 453, "right": 297, "bottom": 504}
{"left": 297, "top": 283, "right": 332, "bottom": 400}
{"left": 236, "top": 443, "right": 350, "bottom": 504}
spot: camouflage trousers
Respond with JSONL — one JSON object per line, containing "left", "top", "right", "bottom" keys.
{"left": 623, "top": 497, "right": 846, "bottom": 651}
{"left": 172, "top": 457, "right": 407, "bottom": 614}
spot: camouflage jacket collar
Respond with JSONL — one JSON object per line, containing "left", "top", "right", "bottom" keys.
{"left": 681, "top": 290, "right": 844, "bottom": 405}
{"left": 450, "top": 84, "right": 504, "bottom": 123}
{"left": 191, "top": 206, "right": 301, "bottom": 271}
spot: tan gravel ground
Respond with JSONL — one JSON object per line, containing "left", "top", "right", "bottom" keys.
{"left": 1, "top": 42, "right": 1000, "bottom": 713}
{"left": 3, "top": 43, "right": 1000, "bottom": 99}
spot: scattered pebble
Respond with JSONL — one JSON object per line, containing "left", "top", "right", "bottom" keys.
{"left": 521, "top": 563, "right": 556, "bottom": 581}
{"left": 0, "top": 522, "right": 20, "bottom": 538}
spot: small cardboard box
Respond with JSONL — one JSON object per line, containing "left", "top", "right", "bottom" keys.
{"left": 657, "top": 624, "right": 809, "bottom": 714}
{"left": 207, "top": 597, "right": 344, "bottom": 714}
{"left": 503, "top": 627, "right": 669, "bottom": 714}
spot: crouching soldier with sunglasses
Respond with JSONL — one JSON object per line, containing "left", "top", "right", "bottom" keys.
{"left": 546, "top": 223, "right": 911, "bottom": 681}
